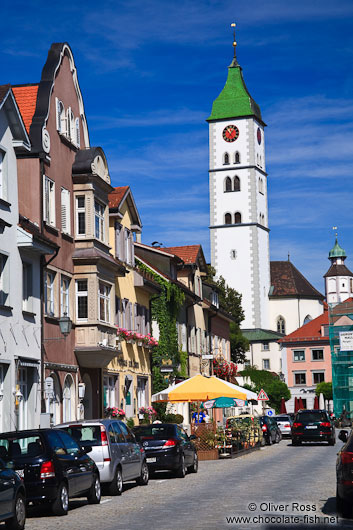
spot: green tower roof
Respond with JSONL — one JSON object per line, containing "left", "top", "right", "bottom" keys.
{"left": 207, "top": 59, "right": 263, "bottom": 123}
{"left": 329, "top": 237, "right": 346, "bottom": 259}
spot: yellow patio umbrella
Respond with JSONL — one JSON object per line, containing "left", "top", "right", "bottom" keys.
{"left": 152, "top": 374, "right": 247, "bottom": 403}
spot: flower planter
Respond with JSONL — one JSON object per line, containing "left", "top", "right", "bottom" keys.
{"left": 137, "top": 341, "right": 143, "bottom": 347}
{"left": 126, "top": 339, "right": 135, "bottom": 344}
{"left": 197, "top": 449, "right": 219, "bottom": 461}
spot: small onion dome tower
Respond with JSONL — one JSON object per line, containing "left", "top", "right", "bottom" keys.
{"left": 324, "top": 237, "right": 353, "bottom": 304}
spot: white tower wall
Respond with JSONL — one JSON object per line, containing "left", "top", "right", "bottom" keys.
{"left": 209, "top": 116, "right": 270, "bottom": 329}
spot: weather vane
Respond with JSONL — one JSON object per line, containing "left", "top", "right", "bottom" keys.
{"left": 231, "top": 22, "right": 237, "bottom": 59}
{"left": 333, "top": 226, "right": 338, "bottom": 238}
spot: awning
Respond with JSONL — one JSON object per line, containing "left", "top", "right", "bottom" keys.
{"left": 18, "top": 358, "right": 40, "bottom": 369}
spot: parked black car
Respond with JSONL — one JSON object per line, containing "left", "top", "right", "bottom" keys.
{"left": 259, "top": 416, "right": 282, "bottom": 445}
{"left": 0, "top": 458, "right": 26, "bottom": 529}
{"left": 0, "top": 429, "right": 101, "bottom": 516}
{"left": 132, "top": 423, "right": 198, "bottom": 477}
{"left": 336, "top": 429, "right": 353, "bottom": 518}
{"left": 291, "top": 410, "right": 335, "bottom": 445}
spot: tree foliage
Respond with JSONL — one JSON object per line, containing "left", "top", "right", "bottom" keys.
{"left": 241, "top": 366, "right": 291, "bottom": 413}
{"left": 315, "top": 381, "right": 333, "bottom": 401}
{"left": 205, "top": 266, "right": 249, "bottom": 363}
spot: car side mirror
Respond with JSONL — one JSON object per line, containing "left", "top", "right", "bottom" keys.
{"left": 82, "top": 445, "right": 92, "bottom": 454}
{"left": 338, "top": 430, "right": 348, "bottom": 443}
{"left": 189, "top": 435, "right": 197, "bottom": 441}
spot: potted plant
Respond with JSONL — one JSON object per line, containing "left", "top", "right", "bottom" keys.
{"left": 138, "top": 406, "right": 157, "bottom": 424}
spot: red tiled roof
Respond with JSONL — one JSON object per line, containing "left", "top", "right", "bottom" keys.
{"left": 12, "top": 85, "right": 39, "bottom": 133}
{"left": 279, "top": 311, "right": 329, "bottom": 344}
{"left": 270, "top": 261, "right": 324, "bottom": 300}
{"left": 162, "top": 245, "right": 201, "bottom": 265}
{"left": 108, "top": 186, "right": 129, "bottom": 209}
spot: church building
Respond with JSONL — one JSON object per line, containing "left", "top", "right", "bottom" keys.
{"left": 207, "top": 31, "right": 325, "bottom": 374}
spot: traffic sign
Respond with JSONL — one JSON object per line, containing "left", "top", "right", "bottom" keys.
{"left": 267, "top": 410, "right": 273, "bottom": 416}
{"left": 257, "top": 388, "right": 269, "bottom": 401}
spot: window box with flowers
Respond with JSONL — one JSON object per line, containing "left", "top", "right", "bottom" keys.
{"left": 213, "top": 359, "right": 238, "bottom": 380}
{"left": 104, "top": 407, "right": 126, "bottom": 420}
{"left": 116, "top": 328, "right": 158, "bottom": 348}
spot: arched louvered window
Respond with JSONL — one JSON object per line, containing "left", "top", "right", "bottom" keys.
{"left": 225, "top": 213, "right": 232, "bottom": 225}
{"left": 234, "top": 212, "right": 241, "bottom": 224}
{"left": 224, "top": 177, "right": 232, "bottom": 192}
{"left": 234, "top": 176, "right": 240, "bottom": 192}
{"left": 277, "top": 316, "right": 286, "bottom": 334}
{"left": 223, "top": 153, "right": 230, "bottom": 165}
{"left": 303, "top": 315, "right": 312, "bottom": 325}
{"left": 235, "top": 151, "right": 240, "bottom": 164}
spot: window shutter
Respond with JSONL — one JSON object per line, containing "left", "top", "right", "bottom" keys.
{"left": 61, "top": 189, "right": 67, "bottom": 233}
{"left": 61, "top": 189, "right": 71, "bottom": 234}
{"left": 75, "top": 117, "right": 80, "bottom": 147}
{"left": 115, "top": 223, "right": 121, "bottom": 259}
{"left": 134, "top": 304, "right": 141, "bottom": 333}
{"left": 43, "top": 176, "right": 48, "bottom": 222}
{"left": 56, "top": 98, "right": 61, "bottom": 132}
{"left": 115, "top": 296, "right": 120, "bottom": 326}
{"left": 146, "top": 308, "right": 150, "bottom": 334}
{"left": 130, "top": 302, "right": 134, "bottom": 331}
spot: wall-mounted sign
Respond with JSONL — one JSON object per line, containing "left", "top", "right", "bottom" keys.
{"left": 339, "top": 331, "right": 353, "bottom": 352}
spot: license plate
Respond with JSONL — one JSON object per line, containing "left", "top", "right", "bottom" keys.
{"left": 146, "top": 458, "right": 156, "bottom": 463}
{"left": 306, "top": 426, "right": 317, "bottom": 429}
{"left": 16, "top": 469, "right": 24, "bottom": 478}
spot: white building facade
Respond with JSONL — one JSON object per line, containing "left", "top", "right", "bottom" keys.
{"left": 0, "top": 86, "right": 53, "bottom": 432}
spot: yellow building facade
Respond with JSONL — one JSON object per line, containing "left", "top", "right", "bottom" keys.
{"left": 107, "top": 187, "right": 160, "bottom": 423}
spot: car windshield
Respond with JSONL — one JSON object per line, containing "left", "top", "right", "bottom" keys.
{"left": 0, "top": 435, "right": 44, "bottom": 460}
{"left": 63, "top": 426, "right": 102, "bottom": 446}
{"left": 296, "top": 412, "right": 328, "bottom": 423}
{"left": 133, "top": 425, "right": 175, "bottom": 441}
{"left": 274, "top": 416, "right": 290, "bottom": 422}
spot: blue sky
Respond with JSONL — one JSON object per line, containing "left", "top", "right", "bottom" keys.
{"left": 2, "top": 0, "right": 353, "bottom": 292}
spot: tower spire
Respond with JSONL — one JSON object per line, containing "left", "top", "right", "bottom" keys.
{"left": 230, "top": 22, "right": 239, "bottom": 67}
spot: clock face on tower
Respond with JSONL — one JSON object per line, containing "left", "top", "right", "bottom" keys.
{"left": 257, "top": 127, "right": 262, "bottom": 145}
{"left": 222, "top": 125, "right": 239, "bottom": 143}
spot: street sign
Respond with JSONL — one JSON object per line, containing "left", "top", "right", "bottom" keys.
{"left": 202, "top": 355, "right": 214, "bottom": 360}
{"left": 257, "top": 388, "right": 269, "bottom": 401}
{"left": 267, "top": 410, "right": 273, "bottom": 416}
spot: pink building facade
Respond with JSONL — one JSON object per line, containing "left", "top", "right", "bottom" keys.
{"left": 280, "top": 311, "right": 331, "bottom": 412}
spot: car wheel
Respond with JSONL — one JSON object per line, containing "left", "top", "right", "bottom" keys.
{"left": 51, "top": 482, "right": 69, "bottom": 516}
{"left": 175, "top": 455, "right": 186, "bottom": 478}
{"left": 337, "top": 488, "right": 352, "bottom": 518}
{"left": 87, "top": 474, "right": 101, "bottom": 504}
{"left": 5, "top": 493, "right": 26, "bottom": 530}
{"left": 329, "top": 437, "right": 336, "bottom": 446}
{"left": 188, "top": 453, "right": 198, "bottom": 474}
{"left": 136, "top": 461, "right": 149, "bottom": 486}
{"left": 266, "top": 435, "right": 272, "bottom": 446}
{"left": 275, "top": 433, "right": 280, "bottom": 444}
{"left": 108, "top": 467, "right": 123, "bottom": 496}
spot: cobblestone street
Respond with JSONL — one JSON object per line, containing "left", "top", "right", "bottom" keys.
{"left": 24, "top": 436, "right": 353, "bottom": 530}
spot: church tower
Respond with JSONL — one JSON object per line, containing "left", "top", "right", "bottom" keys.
{"left": 207, "top": 26, "right": 270, "bottom": 329}
{"left": 324, "top": 237, "right": 353, "bottom": 304}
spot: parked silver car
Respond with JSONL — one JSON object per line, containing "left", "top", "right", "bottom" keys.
{"left": 273, "top": 415, "right": 292, "bottom": 438}
{"left": 56, "top": 419, "right": 148, "bottom": 495}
